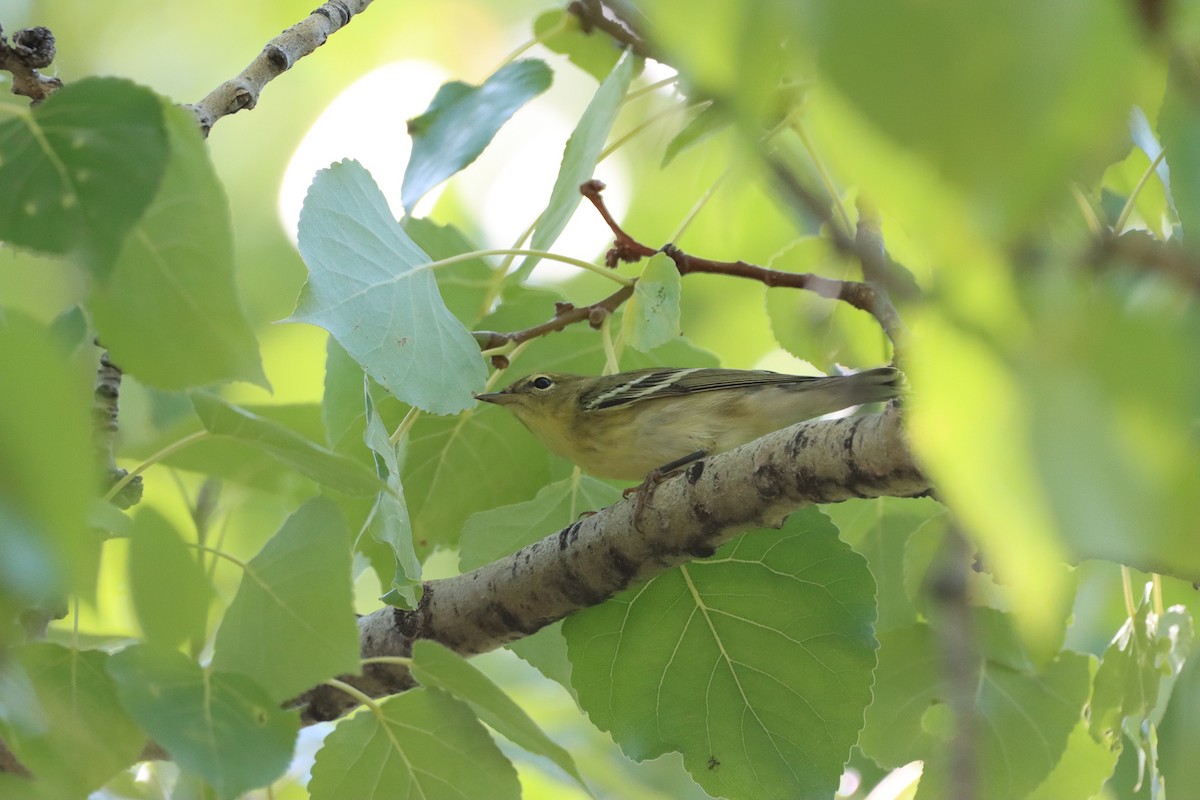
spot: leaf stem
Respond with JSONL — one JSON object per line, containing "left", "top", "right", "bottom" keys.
{"left": 792, "top": 120, "right": 854, "bottom": 237}
{"left": 424, "top": 249, "right": 633, "bottom": 286}
{"left": 1114, "top": 148, "right": 1167, "bottom": 235}
{"left": 103, "top": 430, "right": 212, "bottom": 503}
{"left": 361, "top": 655, "right": 414, "bottom": 668}
{"left": 186, "top": 542, "right": 249, "bottom": 571}
{"left": 389, "top": 405, "right": 422, "bottom": 446}
{"left": 324, "top": 678, "right": 384, "bottom": 716}
{"left": 622, "top": 73, "right": 680, "bottom": 103}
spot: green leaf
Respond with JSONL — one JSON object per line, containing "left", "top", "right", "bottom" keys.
{"left": 1089, "top": 588, "right": 1194, "bottom": 743}
{"left": 403, "top": 217, "right": 499, "bottom": 327}
{"left": 460, "top": 474, "right": 621, "bottom": 570}
{"left": 0, "top": 77, "right": 167, "bottom": 275}
{"left": 764, "top": 237, "right": 888, "bottom": 373}
{"left": 108, "top": 645, "right": 298, "bottom": 800}
{"left": 128, "top": 508, "right": 213, "bottom": 649}
{"left": 533, "top": 9, "right": 622, "bottom": 82}
{"left": 402, "top": 60, "right": 553, "bottom": 212}
{"left": 860, "top": 620, "right": 1091, "bottom": 800}
{"left": 405, "top": 403, "right": 554, "bottom": 552}
{"left": 0, "top": 312, "right": 99, "bottom": 634}
{"left": 211, "top": 497, "right": 360, "bottom": 703}
{"left": 322, "top": 336, "right": 371, "bottom": 451}
{"left": 506, "top": 622, "right": 575, "bottom": 691}
{"left": 410, "top": 640, "right": 590, "bottom": 793}
{"left": 817, "top": 0, "right": 1144, "bottom": 231}
{"left": 291, "top": 159, "right": 487, "bottom": 414}
{"left": 0, "top": 644, "right": 142, "bottom": 799}
{"left": 824, "top": 497, "right": 945, "bottom": 634}
{"left": 515, "top": 51, "right": 637, "bottom": 281}
{"left": 1024, "top": 292, "right": 1200, "bottom": 583}
{"left": 363, "top": 392, "right": 421, "bottom": 607}
{"left": 308, "top": 688, "right": 520, "bottom": 800}
{"left": 662, "top": 101, "right": 730, "bottom": 167}
{"left": 621, "top": 252, "right": 682, "bottom": 352}
{"left": 89, "top": 102, "right": 266, "bottom": 389}
{"left": 1026, "top": 717, "right": 1119, "bottom": 800}
{"left": 565, "top": 509, "right": 877, "bottom": 799}
{"left": 1159, "top": 63, "right": 1200, "bottom": 251}
{"left": 191, "top": 392, "right": 382, "bottom": 495}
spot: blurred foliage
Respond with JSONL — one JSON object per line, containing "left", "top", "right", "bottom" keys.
{"left": 2, "top": 0, "right": 1200, "bottom": 798}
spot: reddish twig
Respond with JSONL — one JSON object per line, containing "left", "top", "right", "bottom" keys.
{"left": 473, "top": 284, "right": 634, "bottom": 355}
{"left": 581, "top": 179, "right": 656, "bottom": 265}
{"left": 583, "top": 180, "right": 907, "bottom": 353}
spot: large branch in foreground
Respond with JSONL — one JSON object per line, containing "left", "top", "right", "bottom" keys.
{"left": 188, "top": 0, "right": 373, "bottom": 134}
{"left": 299, "top": 408, "right": 927, "bottom": 723}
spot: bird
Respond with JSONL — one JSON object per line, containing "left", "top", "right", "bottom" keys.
{"left": 475, "top": 366, "right": 901, "bottom": 481}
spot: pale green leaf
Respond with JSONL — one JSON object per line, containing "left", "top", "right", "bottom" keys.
{"left": 108, "top": 645, "right": 298, "bottom": 800}
{"left": 211, "top": 497, "right": 360, "bottom": 703}
{"left": 460, "top": 474, "right": 621, "bottom": 570}
{"left": 292, "top": 159, "right": 486, "bottom": 414}
{"left": 410, "top": 640, "right": 590, "bottom": 793}
{"left": 191, "top": 392, "right": 382, "bottom": 496}
{"left": 565, "top": 509, "right": 877, "bottom": 799}
{"left": 308, "top": 688, "right": 519, "bottom": 800}
{"left": 402, "top": 60, "right": 552, "bottom": 212}
{"left": 515, "top": 51, "right": 637, "bottom": 280}
{"left": 622, "top": 252, "right": 681, "bottom": 352}
{"left": 89, "top": 102, "right": 266, "bottom": 389}
{"left": 363, "top": 392, "right": 420, "bottom": 607}
{"left": 0, "top": 77, "right": 167, "bottom": 275}
{"left": 128, "top": 508, "right": 212, "bottom": 649}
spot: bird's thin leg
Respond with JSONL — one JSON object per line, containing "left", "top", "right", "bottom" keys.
{"left": 626, "top": 449, "right": 707, "bottom": 529}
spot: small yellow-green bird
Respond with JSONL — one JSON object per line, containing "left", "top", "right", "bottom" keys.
{"left": 475, "top": 366, "right": 901, "bottom": 481}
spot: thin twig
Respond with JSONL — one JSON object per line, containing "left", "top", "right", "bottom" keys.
{"left": 188, "top": 0, "right": 374, "bottom": 135}
{"left": 472, "top": 284, "right": 634, "bottom": 351}
{"left": 581, "top": 179, "right": 907, "bottom": 353}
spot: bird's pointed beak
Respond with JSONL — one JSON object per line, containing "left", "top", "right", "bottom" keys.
{"left": 475, "top": 392, "right": 516, "bottom": 406}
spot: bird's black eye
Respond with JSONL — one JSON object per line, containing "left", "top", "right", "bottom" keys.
{"left": 532, "top": 375, "right": 553, "bottom": 390}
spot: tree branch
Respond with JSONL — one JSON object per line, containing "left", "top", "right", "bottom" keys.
{"left": 188, "top": 0, "right": 373, "bottom": 135}
{"left": 297, "top": 408, "right": 928, "bottom": 723}
{"left": 0, "top": 25, "right": 62, "bottom": 104}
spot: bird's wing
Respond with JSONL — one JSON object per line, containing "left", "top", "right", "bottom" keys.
{"left": 581, "top": 368, "right": 817, "bottom": 410}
